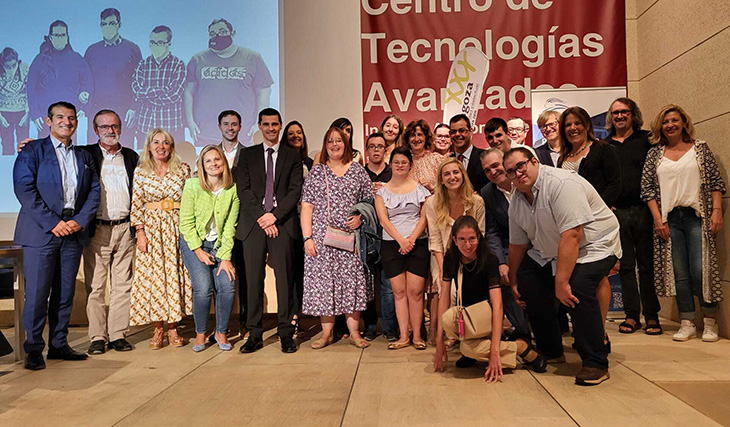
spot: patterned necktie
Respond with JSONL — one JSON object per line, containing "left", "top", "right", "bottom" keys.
{"left": 264, "top": 148, "right": 275, "bottom": 212}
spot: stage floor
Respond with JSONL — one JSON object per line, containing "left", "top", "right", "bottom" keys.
{"left": 0, "top": 317, "right": 728, "bottom": 426}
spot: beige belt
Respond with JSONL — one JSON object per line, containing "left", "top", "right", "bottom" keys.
{"left": 146, "top": 199, "right": 180, "bottom": 211}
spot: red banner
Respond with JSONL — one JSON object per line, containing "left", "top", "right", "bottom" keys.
{"left": 360, "top": 0, "right": 627, "bottom": 147}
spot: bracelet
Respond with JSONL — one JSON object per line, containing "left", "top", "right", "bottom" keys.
{"left": 303, "top": 236, "right": 313, "bottom": 242}
{"left": 713, "top": 207, "right": 722, "bottom": 211}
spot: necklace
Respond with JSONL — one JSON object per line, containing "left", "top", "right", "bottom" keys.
{"left": 566, "top": 142, "right": 588, "bottom": 158}
{"left": 463, "top": 260, "right": 477, "bottom": 272}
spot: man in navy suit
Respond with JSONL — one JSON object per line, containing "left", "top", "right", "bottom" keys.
{"left": 13, "top": 101, "right": 100, "bottom": 370}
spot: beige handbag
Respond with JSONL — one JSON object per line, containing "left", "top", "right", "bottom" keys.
{"left": 441, "top": 265, "right": 493, "bottom": 340}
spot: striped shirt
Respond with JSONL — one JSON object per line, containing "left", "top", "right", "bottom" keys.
{"left": 132, "top": 54, "right": 186, "bottom": 133}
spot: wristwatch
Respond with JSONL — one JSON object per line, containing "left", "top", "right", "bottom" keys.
{"left": 303, "top": 236, "right": 313, "bottom": 242}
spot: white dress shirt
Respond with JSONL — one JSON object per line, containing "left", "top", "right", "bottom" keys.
{"left": 97, "top": 145, "right": 131, "bottom": 221}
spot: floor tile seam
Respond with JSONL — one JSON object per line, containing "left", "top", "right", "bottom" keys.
{"left": 527, "top": 370, "right": 580, "bottom": 426}
{"left": 339, "top": 349, "right": 364, "bottom": 427}
{"left": 617, "top": 361, "right": 723, "bottom": 424}
{"left": 110, "top": 346, "right": 227, "bottom": 426}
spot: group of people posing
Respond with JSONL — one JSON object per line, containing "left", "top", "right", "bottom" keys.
{"left": 13, "top": 96, "right": 726, "bottom": 387}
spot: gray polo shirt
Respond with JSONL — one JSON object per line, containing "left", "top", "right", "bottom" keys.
{"left": 508, "top": 165, "right": 622, "bottom": 272}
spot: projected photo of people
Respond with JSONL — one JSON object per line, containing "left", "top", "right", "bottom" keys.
{"left": 84, "top": 8, "right": 142, "bottom": 148}
{"left": 0, "top": 47, "right": 29, "bottom": 155}
{"left": 27, "top": 20, "right": 93, "bottom": 136}
{"left": 132, "top": 25, "right": 186, "bottom": 148}
{"left": 1, "top": 0, "right": 279, "bottom": 213}
{"left": 184, "top": 18, "right": 274, "bottom": 147}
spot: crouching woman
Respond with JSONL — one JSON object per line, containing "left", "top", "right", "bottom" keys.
{"left": 433, "top": 216, "right": 546, "bottom": 382}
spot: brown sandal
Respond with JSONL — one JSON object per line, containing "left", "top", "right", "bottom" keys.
{"left": 167, "top": 329, "right": 185, "bottom": 347}
{"left": 149, "top": 328, "right": 164, "bottom": 350}
{"left": 349, "top": 336, "right": 370, "bottom": 349}
{"left": 311, "top": 336, "right": 333, "bottom": 350}
{"left": 413, "top": 341, "right": 427, "bottom": 350}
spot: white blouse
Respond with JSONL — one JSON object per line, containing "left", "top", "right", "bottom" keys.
{"left": 657, "top": 146, "right": 701, "bottom": 222}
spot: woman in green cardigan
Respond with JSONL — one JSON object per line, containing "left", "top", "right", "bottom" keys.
{"left": 180, "top": 145, "right": 240, "bottom": 352}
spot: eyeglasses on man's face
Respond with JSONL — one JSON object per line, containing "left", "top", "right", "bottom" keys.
{"left": 505, "top": 160, "right": 531, "bottom": 180}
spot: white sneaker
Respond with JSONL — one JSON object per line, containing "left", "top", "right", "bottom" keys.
{"left": 673, "top": 320, "right": 697, "bottom": 341}
{"left": 702, "top": 318, "right": 719, "bottom": 342}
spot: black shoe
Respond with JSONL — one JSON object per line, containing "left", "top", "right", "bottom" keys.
{"left": 363, "top": 329, "right": 379, "bottom": 342}
{"left": 280, "top": 336, "right": 297, "bottom": 353}
{"left": 24, "top": 351, "right": 45, "bottom": 371}
{"left": 518, "top": 342, "right": 547, "bottom": 373}
{"left": 88, "top": 340, "right": 106, "bottom": 355}
{"left": 240, "top": 337, "right": 263, "bottom": 353}
{"left": 107, "top": 338, "right": 133, "bottom": 352}
{"left": 47, "top": 344, "right": 89, "bottom": 361}
{"left": 575, "top": 366, "right": 610, "bottom": 386}
{"left": 455, "top": 355, "right": 477, "bottom": 368}
{"left": 383, "top": 330, "right": 398, "bottom": 342}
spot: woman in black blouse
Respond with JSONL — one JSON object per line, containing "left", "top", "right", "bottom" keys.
{"left": 433, "top": 216, "right": 546, "bottom": 382}
{"left": 282, "top": 120, "right": 313, "bottom": 171}
{"left": 557, "top": 106, "right": 621, "bottom": 351}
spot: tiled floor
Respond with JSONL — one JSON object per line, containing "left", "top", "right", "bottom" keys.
{"left": 0, "top": 318, "right": 728, "bottom": 426}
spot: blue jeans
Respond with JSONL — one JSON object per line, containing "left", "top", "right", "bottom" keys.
{"left": 668, "top": 207, "right": 718, "bottom": 320}
{"left": 380, "top": 268, "right": 396, "bottom": 333}
{"left": 180, "top": 237, "right": 236, "bottom": 333}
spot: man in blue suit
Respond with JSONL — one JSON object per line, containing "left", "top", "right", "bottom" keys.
{"left": 13, "top": 101, "right": 100, "bottom": 370}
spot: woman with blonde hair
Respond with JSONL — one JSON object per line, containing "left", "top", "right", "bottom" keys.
{"left": 180, "top": 145, "right": 240, "bottom": 352}
{"left": 130, "top": 128, "right": 192, "bottom": 349}
{"left": 425, "top": 157, "right": 485, "bottom": 345}
{"left": 641, "top": 104, "right": 726, "bottom": 342}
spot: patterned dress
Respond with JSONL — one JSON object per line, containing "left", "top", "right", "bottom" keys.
{"left": 409, "top": 151, "right": 444, "bottom": 191}
{"left": 302, "top": 163, "right": 374, "bottom": 316}
{"left": 130, "top": 162, "right": 193, "bottom": 325}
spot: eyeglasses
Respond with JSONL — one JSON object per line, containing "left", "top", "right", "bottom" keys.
{"left": 367, "top": 144, "right": 386, "bottom": 151}
{"left": 327, "top": 138, "right": 344, "bottom": 145}
{"left": 505, "top": 160, "right": 530, "bottom": 180}
{"left": 391, "top": 160, "right": 410, "bottom": 167}
{"left": 507, "top": 127, "right": 526, "bottom": 134}
{"left": 449, "top": 128, "right": 470, "bottom": 136}
{"left": 611, "top": 109, "right": 631, "bottom": 117}
{"left": 149, "top": 40, "right": 170, "bottom": 47}
{"left": 539, "top": 121, "right": 558, "bottom": 131}
{"left": 455, "top": 236, "right": 478, "bottom": 245}
{"left": 100, "top": 21, "right": 119, "bottom": 27}
{"left": 97, "top": 124, "right": 121, "bottom": 131}
{"left": 49, "top": 33, "right": 67, "bottom": 39}
{"left": 209, "top": 29, "right": 232, "bottom": 37}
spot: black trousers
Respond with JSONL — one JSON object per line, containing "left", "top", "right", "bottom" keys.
{"left": 567, "top": 256, "right": 616, "bottom": 369}
{"left": 614, "top": 205, "right": 660, "bottom": 322}
{"left": 243, "top": 228, "right": 295, "bottom": 339}
{"left": 518, "top": 255, "right": 615, "bottom": 368}
{"left": 232, "top": 239, "right": 247, "bottom": 330}
{"left": 501, "top": 285, "right": 532, "bottom": 341}
{"left": 516, "top": 257, "right": 564, "bottom": 359}
{"left": 290, "top": 236, "right": 305, "bottom": 314}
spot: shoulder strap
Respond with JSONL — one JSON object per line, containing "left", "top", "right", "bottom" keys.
{"left": 456, "top": 264, "right": 463, "bottom": 308}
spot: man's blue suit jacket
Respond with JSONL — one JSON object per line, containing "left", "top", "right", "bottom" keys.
{"left": 13, "top": 136, "right": 100, "bottom": 247}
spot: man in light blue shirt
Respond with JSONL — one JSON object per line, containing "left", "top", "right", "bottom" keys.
{"left": 505, "top": 147, "right": 621, "bottom": 386}
{"left": 13, "top": 101, "right": 100, "bottom": 370}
